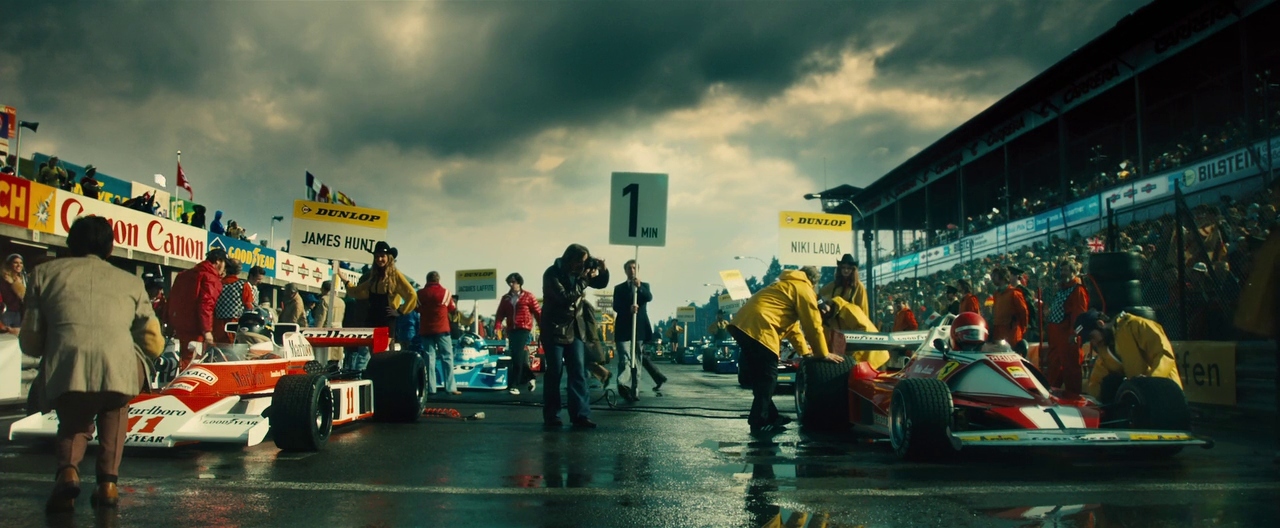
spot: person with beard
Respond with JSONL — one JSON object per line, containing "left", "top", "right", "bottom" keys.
{"left": 1044, "top": 257, "right": 1089, "bottom": 393}
{"left": 540, "top": 244, "right": 610, "bottom": 429}
{"left": 819, "top": 254, "right": 868, "bottom": 315}
{"left": 342, "top": 242, "right": 417, "bottom": 371}
{"left": 1076, "top": 309, "right": 1181, "bottom": 402}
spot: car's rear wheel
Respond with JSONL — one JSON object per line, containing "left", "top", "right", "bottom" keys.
{"left": 1111, "top": 376, "right": 1190, "bottom": 458}
{"left": 890, "top": 378, "right": 955, "bottom": 461}
{"left": 795, "top": 358, "right": 852, "bottom": 431}
{"left": 271, "top": 373, "right": 333, "bottom": 451}
{"left": 702, "top": 348, "right": 716, "bottom": 372}
{"left": 365, "top": 351, "right": 429, "bottom": 422}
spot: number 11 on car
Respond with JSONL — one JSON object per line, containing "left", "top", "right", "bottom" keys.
{"left": 609, "top": 172, "right": 668, "bottom": 247}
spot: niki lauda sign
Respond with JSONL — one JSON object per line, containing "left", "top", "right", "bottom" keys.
{"left": 777, "top": 211, "right": 853, "bottom": 267}
{"left": 290, "top": 200, "right": 389, "bottom": 263}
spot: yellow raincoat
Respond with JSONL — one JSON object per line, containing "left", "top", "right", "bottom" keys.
{"left": 1085, "top": 312, "right": 1182, "bottom": 398}
{"left": 828, "top": 297, "right": 890, "bottom": 369}
{"left": 730, "top": 270, "right": 830, "bottom": 359}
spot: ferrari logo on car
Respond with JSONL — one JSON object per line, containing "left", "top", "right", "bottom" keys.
{"left": 936, "top": 361, "right": 961, "bottom": 380}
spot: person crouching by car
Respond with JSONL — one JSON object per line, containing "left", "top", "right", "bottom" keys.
{"left": 730, "top": 266, "right": 843, "bottom": 436}
{"left": 22, "top": 216, "right": 165, "bottom": 512}
{"left": 540, "top": 244, "right": 609, "bottom": 429}
{"left": 1075, "top": 309, "right": 1182, "bottom": 403}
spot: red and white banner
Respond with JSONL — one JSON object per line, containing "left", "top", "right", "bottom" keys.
{"left": 274, "top": 250, "right": 330, "bottom": 289}
{"left": 55, "top": 193, "right": 207, "bottom": 263}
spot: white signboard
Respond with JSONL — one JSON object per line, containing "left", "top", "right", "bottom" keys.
{"left": 609, "top": 172, "right": 668, "bottom": 247}
{"left": 718, "top": 293, "right": 746, "bottom": 315}
{"left": 55, "top": 192, "right": 207, "bottom": 263}
{"left": 718, "top": 269, "right": 753, "bottom": 301}
{"left": 456, "top": 269, "right": 498, "bottom": 301}
{"left": 289, "top": 200, "right": 388, "bottom": 264}
{"left": 676, "top": 306, "right": 697, "bottom": 323}
{"left": 777, "top": 211, "right": 853, "bottom": 267}
{"left": 275, "top": 251, "right": 330, "bottom": 290}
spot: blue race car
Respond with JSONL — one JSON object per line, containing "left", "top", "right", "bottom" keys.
{"left": 434, "top": 333, "right": 510, "bottom": 391}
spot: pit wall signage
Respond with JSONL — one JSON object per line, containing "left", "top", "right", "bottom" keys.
{"left": 289, "top": 200, "right": 389, "bottom": 264}
{"left": 0, "top": 172, "right": 33, "bottom": 229}
{"left": 777, "top": 211, "right": 852, "bottom": 267}
{"left": 208, "top": 233, "right": 276, "bottom": 278}
{"left": 274, "top": 250, "right": 330, "bottom": 289}
{"left": 456, "top": 269, "right": 498, "bottom": 301}
{"left": 1173, "top": 341, "right": 1236, "bottom": 406}
{"left": 53, "top": 190, "right": 207, "bottom": 264}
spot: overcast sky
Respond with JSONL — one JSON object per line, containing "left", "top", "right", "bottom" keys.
{"left": 1, "top": 0, "right": 1149, "bottom": 323}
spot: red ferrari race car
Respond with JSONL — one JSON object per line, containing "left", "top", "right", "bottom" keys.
{"left": 10, "top": 324, "right": 429, "bottom": 452}
{"left": 794, "top": 314, "right": 1211, "bottom": 461}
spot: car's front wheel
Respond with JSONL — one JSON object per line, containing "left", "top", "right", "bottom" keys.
{"left": 889, "top": 378, "right": 955, "bottom": 461}
{"left": 271, "top": 373, "right": 334, "bottom": 451}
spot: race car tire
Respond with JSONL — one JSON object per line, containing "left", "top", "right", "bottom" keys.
{"left": 365, "top": 351, "right": 429, "bottom": 422}
{"left": 1113, "top": 376, "right": 1190, "bottom": 458}
{"left": 1121, "top": 305, "right": 1157, "bottom": 320}
{"left": 1096, "top": 280, "right": 1144, "bottom": 315}
{"left": 1087, "top": 252, "right": 1142, "bottom": 281}
{"left": 271, "top": 373, "right": 333, "bottom": 452}
{"left": 795, "top": 358, "right": 852, "bottom": 431}
{"left": 303, "top": 360, "right": 326, "bottom": 375}
{"left": 890, "top": 378, "right": 956, "bottom": 461}
{"left": 702, "top": 349, "right": 716, "bottom": 372}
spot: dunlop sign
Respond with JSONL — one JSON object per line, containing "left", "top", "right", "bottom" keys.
{"left": 456, "top": 269, "right": 498, "bottom": 301}
{"left": 676, "top": 306, "right": 697, "bottom": 323}
{"left": 777, "top": 211, "right": 852, "bottom": 267}
{"left": 289, "top": 200, "right": 389, "bottom": 263}
{"left": 718, "top": 269, "right": 753, "bottom": 301}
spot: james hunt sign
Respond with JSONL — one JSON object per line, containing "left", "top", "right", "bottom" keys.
{"left": 54, "top": 191, "right": 207, "bottom": 264}
{"left": 290, "top": 200, "right": 389, "bottom": 264}
{"left": 778, "top": 211, "right": 852, "bottom": 267}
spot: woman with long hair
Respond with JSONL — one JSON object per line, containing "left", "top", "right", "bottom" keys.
{"left": 343, "top": 242, "right": 417, "bottom": 371}
{"left": 1, "top": 253, "right": 27, "bottom": 328}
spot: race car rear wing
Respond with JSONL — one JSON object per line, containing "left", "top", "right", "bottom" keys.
{"left": 843, "top": 330, "right": 931, "bottom": 351}
{"left": 301, "top": 327, "right": 391, "bottom": 353}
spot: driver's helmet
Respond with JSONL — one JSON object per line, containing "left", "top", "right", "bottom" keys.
{"left": 950, "top": 312, "right": 989, "bottom": 351}
{"left": 143, "top": 273, "right": 164, "bottom": 290}
{"left": 237, "top": 310, "right": 267, "bottom": 336}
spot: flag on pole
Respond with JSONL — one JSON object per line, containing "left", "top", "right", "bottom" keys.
{"left": 336, "top": 191, "right": 354, "bottom": 206}
{"left": 176, "top": 162, "right": 194, "bottom": 200}
{"left": 306, "top": 171, "right": 322, "bottom": 201}
{"left": 318, "top": 184, "right": 331, "bottom": 203}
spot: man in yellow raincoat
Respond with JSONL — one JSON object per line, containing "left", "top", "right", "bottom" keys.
{"left": 1074, "top": 309, "right": 1181, "bottom": 401}
{"left": 730, "top": 267, "right": 843, "bottom": 435}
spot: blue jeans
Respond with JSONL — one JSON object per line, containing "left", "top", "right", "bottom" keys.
{"left": 419, "top": 333, "right": 455, "bottom": 393}
{"left": 543, "top": 339, "right": 590, "bottom": 423}
{"left": 343, "top": 346, "right": 371, "bottom": 372}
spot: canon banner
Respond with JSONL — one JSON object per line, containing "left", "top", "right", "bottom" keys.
{"left": 55, "top": 193, "right": 207, "bottom": 263}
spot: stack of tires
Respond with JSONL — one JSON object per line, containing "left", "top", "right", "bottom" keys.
{"left": 1086, "top": 252, "right": 1156, "bottom": 320}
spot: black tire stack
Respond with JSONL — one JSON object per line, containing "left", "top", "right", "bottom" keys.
{"left": 1087, "top": 252, "right": 1154, "bottom": 319}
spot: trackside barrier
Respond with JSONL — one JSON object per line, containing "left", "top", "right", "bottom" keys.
{"left": 1166, "top": 341, "right": 1276, "bottom": 425}
{"left": 1233, "top": 341, "right": 1277, "bottom": 414}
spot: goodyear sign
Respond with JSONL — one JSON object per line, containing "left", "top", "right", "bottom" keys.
{"left": 209, "top": 233, "right": 276, "bottom": 278}
{"left": 289, "top": 200, "right": 389, "bottom": 263}
{"left": 456, "top": 269, "right": 498, "bottom": 301}
{"left": 777, "top": 211, "right": 852, "bottom": 267}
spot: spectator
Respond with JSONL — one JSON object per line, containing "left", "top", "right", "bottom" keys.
{"left": 989, "top": 266, "right": 1029, "bottom": 349}
{"left": 21, "top": 216, "right": 164, "bottom": 512}
{"left": 1044, "top": 257, "right": 1089, "bottom": 394}
{"left": 344, "top": 242, "right": 417, "bottom": 371}
{"left": 613, "top": 259, "right": 667, "bottom": 401}
{"left": 1076, "top": 309, "right": 1181, "bottom": 402}
{"left": 143, "top": 272, "right": 168, "bottom": 332}
{"left": 225, "top": 220, "right": 246, "bottom": 241}
{"left": 311, "top": 280, "right": 347, "bottom": 367}
{"left": 168, "top": 249, "right": 228, "bottom": 368}
{"left": 1, "top": 154, "right": 15, "bottom": 174}
{"left": 79, "top": 165, "right": 100, "bottom": 200}
{"left": 246, "top": 266, "right": 265, "bottom": 306}
{"left": 819, "top": 254, "right": 868, "bottom": 315}
{"left": 37, "top": 156, "right": 67, "bottom": 188}
{"left": 494, "top": 272, "right": 541, "bottom": 396}
{"left": 1, "top": 254, "right": 26, "bottom": 329}
{"left": 211, "top": 259, "right": 255, "bottom": 343}
{"left": 943, "top": 285, "right": 960, "bottom": 316}
{"left": 210, "top": 210, "right": 225, "bottom": 235}
{"left": 893, "top": 299, "right": 918, "bottom": 331}
{"left": 279, "top": 283, "right": 308, "bottom": 328}
{"left": 302, "top": 294, "right": 318, "bottom": 326}
{"left": 958, "top": 279, "right": 981, "bottom": 314}
{"left": 190, "top": 205, "right": 207, "bottom": 230}
{"left": 540, "top": 243, "right": 609, "bottom": 429}
{"left": 416, "top": 271, "right": 458, "bottom": 396}
{"left": 729, "top": 266, "right": 841, "bottom": 436}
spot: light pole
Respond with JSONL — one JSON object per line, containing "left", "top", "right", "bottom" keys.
{"left": 269, "top": 215, "right": 284, "bottom": 250}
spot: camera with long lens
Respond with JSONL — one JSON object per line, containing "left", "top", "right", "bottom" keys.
{"left": 583, "top": 257, "right": 602, "bottom": 271}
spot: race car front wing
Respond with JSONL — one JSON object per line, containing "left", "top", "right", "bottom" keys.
{"left": 951, "top": 428, "right": 1213, "bottom": 449}
{"left": 8, "top": 395, "right": 271, "bottom": 448}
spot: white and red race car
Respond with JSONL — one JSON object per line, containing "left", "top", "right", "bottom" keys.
{"left": 9, "top": 325, "right": 429, "bottom": 451}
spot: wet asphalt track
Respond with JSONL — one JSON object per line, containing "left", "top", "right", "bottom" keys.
{"left": 2, "top": 362, "right": 1279, "bottom": 527}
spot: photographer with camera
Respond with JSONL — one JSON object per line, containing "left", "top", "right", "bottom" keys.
{"left": 540, "top": 244, "right": 610, "bottom": 429}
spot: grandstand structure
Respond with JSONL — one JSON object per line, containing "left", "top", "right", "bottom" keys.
{"left": 807, "top": 0, "right": 1279, "bottom": 341}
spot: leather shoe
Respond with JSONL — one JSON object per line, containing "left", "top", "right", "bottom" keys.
{"left": 653, "top": 377, "right": 667, "bottom": 391}
{"left": 91, "top": 482, "right": 119, "bottom": 509}
{"left": 46, "top": 466, "right": 80, "bottom": 514}
{"left": 543, "top": 418, "right": 564, "bottom": 427}
{"left": 571, "top": 418, "right": 598, "bottom": 429}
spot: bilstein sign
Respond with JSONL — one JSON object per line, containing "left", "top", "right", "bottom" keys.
{"left": 289, "top": 200, "right": 389, "bottom": 263}
{"left": 456, "top": 269, "right": 498, "bottom": 301}
{"left": 778, "top": 211, "right": 852, "bottom": 267}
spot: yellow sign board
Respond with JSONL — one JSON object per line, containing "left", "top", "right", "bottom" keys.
{"left": 1173, "top": 341, "right": 1236, "bottom": 406}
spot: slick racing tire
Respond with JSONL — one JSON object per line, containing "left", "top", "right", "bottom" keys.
{"left": 1113, "top": 377, "right": 1191, "bottom": 458}
{"left": 1096, "top": 280, "right": 1144, "bottom": 314}
{"left": 1087, "top": 252, "right": 1143, "bottom": 282}
{"left": 795, "top": 358, "right": 852, "bottom": 431}
{"left": 271, "top": 373, "right": 334, "bottom": 452}
{"left": 890, "top": 378, "right": 956, "bottom": 461}
{"left": 1122, "top": 305, "right": 1157, "bottom": 320}
{"left": 365, "top": 351, "right": 429, "bottom": 422}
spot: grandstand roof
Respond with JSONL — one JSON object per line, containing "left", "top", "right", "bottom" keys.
{"left": 823, "top": 0, "right": 1210, "bottom": 231}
